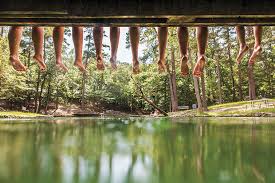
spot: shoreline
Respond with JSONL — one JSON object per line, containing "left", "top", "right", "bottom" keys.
{"left": 1, "top": 99, "right": 274, "bottom": 119}
{"left": 0, "top": 111, "right": 274, "bottom": 120}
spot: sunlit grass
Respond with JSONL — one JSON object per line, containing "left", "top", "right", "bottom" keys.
{"left": 0, "top": 111, "right": 44, "bottom": 118}
{"left": 207, "top": 108, "right": 275, "bottom": 116}
{"left": 170, "top": 99, "right": 275, "bottom": 117}
{"left": 208, "top": 98, "right": 275, "bottom": 110}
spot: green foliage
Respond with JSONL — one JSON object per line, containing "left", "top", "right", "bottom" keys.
{"left": 0, "top": 26, "right": 274, "bottom": 114}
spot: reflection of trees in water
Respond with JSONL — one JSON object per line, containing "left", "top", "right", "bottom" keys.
{"left": 195, "top": 121, "right": 204, "bottom": 182}
{"left": 125, "top": 153, "right": 138, "bottom": 183}
{"left": 0, "top": 118, "right": 275, "bottom": 183}
{"left": 251, "top": 123, "right": 265, "bottom": 183}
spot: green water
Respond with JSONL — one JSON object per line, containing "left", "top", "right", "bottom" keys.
{"left": 0, "top": 117, "right": 275, "bottom": 183}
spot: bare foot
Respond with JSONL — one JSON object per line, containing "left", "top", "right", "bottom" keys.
{"left": 74, "top": 62, "right": 87, "bottom": 73}
{"left": 33, "top": 54, "right": 46, "bottom": 72}
{"left": 110, "top": 56, "right": 117, "bottom": 71}
{"left": 56, "top": 62, "right": 68, "bottom": 72}
{"left": 193, "top": 55, "right": 206, "bottom": 78}
{"left": 10, "top": 56, "right": 27, "bottom": 72}
{"left": 236, "top": 45, "right": 249, "bottom": 64}
{"left": 237, "top": 45, "right": 249, "bottom": 64}
{"left": 249, "top": 46, "right": 262, "bottom": 65}
{"left": 132, "top": 61, "right": 140, "bottom": 75}
{"left": 96, "top": 56, "right": 105, "bottom": 71}
{"left": 158, "top": 60, "right": 166, "bottom": 73}
{"left": 180, "top": 55, "right": 189, "bottom": 76}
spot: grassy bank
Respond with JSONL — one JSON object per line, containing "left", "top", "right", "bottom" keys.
{"left": 1, "top": 99, "right": 274, "bottom": 119}
{"left": 170, "top": 99, "right": 275, "bottom": 117}
{"left": 0, "top": 111, "right": 45, "bottom": 119}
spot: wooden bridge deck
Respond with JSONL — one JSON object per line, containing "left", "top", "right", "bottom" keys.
{"left": 0, "top": 0, "right": 274, "bottom": 26}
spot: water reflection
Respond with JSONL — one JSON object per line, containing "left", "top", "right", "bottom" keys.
{"left": 0, "top": 117, "right": 275, "bottom": 183}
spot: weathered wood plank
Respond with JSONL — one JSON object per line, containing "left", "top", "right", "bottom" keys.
{"left": 0, "top": 0, "right": 274, "bottom": 26}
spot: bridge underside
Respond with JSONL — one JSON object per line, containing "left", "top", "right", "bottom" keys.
{"left": 0, "top": 0, "right": 274, "bottom": 26}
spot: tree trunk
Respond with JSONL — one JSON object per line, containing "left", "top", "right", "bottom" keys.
{"left": 81, "top": 33, "right": 91, "bottom": 108}
{"left": 226, "top": 28, "right": 236, "bottom": 101}
{"left": 37, "top": 35, "right": 47, "bottom": 113}
{"left": 248, "top": 65, "right": 256, "bottom": 100}
{"left": 140, "top": 93, "right": 168, "bottom": 116}
{"left": 37, "top": 73, "right": 47, "bottom": 113}
{"left": 189, "top": 46, "right": 203, "bottom": 112}
{"left": 194, "top": 78, "right": 203, "bottom": 111}
{"left": 81, "top": 73, "right": 87, "bottom": 108}
{"left": 0, "top": 27, "right": 4, "bottom": 37}
{"left": 55, "top": 87, "right": 59, "bottom": 112}
{"left": 201, "top": 72, "right": 208, "bottom": 111}
{"left": 237, "top": 64, "right": 244, "bottom": 100}
{"left": 212, "top": 29, "right": 222, "bottom": 104}
{"left": 267, "top": 43, "right": 273, "bottom": 97}
{"left": 34, "top": 71, "right": 41, "bottom": 112}
{"left": 247, "top": 27, "right": 256, "bottom": 100}
{"left": 167, "top": 48, "right": 178, "bottom": 112}
{"left": 215, "top": 57, "right": 223, "bottom": 104}
{"left": 44, "top": 78, "right": 52, "bottom": 114}
{"left": 131, "top": 76, "right": 168, "bottom": 116}
{"left": 26, "top": 48, "right": 32, "bottom": 110}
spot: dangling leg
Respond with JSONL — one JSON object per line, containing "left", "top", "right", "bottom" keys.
{"left": 236, "top": 26, "right": 249, "bottom": 64}
{"left": 72, "top": 26, "right": 86, "bottom": 73}
{"left": 193, "top": 26, "right": 208, "bottom": 77}
{"left": 157, "top": 27, "right": 168, "bottom": 73}
{"left": 8, "top": 26, "right": 27, "bottom": 72}
{"left": 178, "top": 26, "right": 189, "bottom": 76}
{"left": 129, "top": 27, "right": 140, "bottom": 74}
{"left": 53, "top": 26, "right": 68, "bottom": 72}
{"left": 110, "top": 26, "right": 120, "bottom": 70}
{"left": 93, "top": 26, "right": 105, "bottom": 70}
{"left": 249, "top": 26, "right": 262, "bottom": 65}
{"left": 32, "top": 26, "right": 46, "bottom": 71}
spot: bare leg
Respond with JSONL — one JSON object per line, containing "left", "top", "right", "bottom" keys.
{"left": 236, "top": 26, "right": 249, "bottom": 64}
{"left": 178, "top": 26, "right": 189, "bottom": 76}
{"left": 32, "top": 26, "right": 46, "bottom": 71}
{"left": 129, "top": 27, "right": 140, "bottom": 74}
{"left": 8, "top": 26, "right": 27, "bottom": 72}
{"left": 157, "top": 27, "right": 168, "bottom": 73}
{"left": 110, "top": 27, "right": 120, "bottom": 70}
{"left": 193, "top": 26, "right": 208, "bottom": 77}
{"left": 249, "top": 26, "right": 262, "bottom": 65}
{"left": 93, "top": 26, "right": 105, "bottom": 70}
{"left": 72, "top": 26, "right": 86, "bottom": 73}
{"left": 53, "top": 26, "right": 68, "bottom": 72}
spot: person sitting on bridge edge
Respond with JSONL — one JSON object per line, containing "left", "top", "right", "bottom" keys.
{"left": 129, "top": 26, "right": 171, "bottom": 75}
{"left": 178, "top": 26, "right": 189, "bottom": 76}
{"left": 53, "top": 26, "right": 68, "bottom": 72}
{"left": 129, "top": 27, "right": 141, "bottom": 74}
{"left": 156, "top": 26, "right": 189, "bottom": 75}
{"left": 93, "top": 26, "right": 105, "bottom": 71}
{"left": 192, "top": 26, "right": 209, "bottom": 78}
{"left": 9, "top": 26, "right": 46, "bottom": 72}
{"left": 87, "top": 26, "right": 120, "bottom": 71}
{"left": 53, "top": 26, "right": 87, "bottom": 73}
{"left": 157, "top": 26, "right": 189, "bottom": 76}
{"left": 72, "top": 26, "right": 87, "bottom": 73}
{"left": 157, "top": 26, "right": 207, "bottom": 77}
{"left": 236, "top": 26, "right": 262, "bottom": 65}
{"left": 157, "top": 27, "right": 168, "bottom": 73}
{"left": 110, "top": 26, "right": 120, "bottom": 70}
